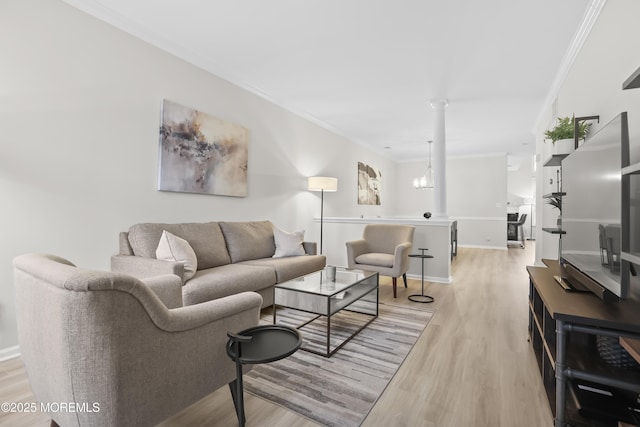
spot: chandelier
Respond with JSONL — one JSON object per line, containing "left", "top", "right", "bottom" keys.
{"left": 413, "top": 140, "right": 434, "bottom": 189}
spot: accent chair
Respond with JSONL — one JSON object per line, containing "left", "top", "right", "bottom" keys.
{"left": 345, "top": 224, "right": 415, "bottom": 298}
{"left": 13, "top": 253, "right": 262, "bottom": 427}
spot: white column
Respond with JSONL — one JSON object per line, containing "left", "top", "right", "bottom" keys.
{"left": 430, "top": 99, "right": 448, "bottom": 218}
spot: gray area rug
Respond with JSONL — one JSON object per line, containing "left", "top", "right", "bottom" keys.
{"left": 244, "top": 303, "right": 435, "bottom": 426}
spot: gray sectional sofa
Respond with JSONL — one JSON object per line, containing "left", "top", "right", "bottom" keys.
{"left": 111, "top": 220, "right": 326, "bottom": 308}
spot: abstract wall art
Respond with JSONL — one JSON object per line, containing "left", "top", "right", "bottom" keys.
{"left": 357, "top": 161, "right": 381, "bottom": 205}
{"left": 158, "top": 99, "right": 248, "bottom": 197}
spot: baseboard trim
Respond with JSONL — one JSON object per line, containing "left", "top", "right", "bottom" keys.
{"left": 406, "top": 274, "right": 453, "bottom": 284}
{"left": 458, "top": 244, "right": 508, "bottom": 251}
{"left": 0, "top": 345, "right": 20, "bottom": 362}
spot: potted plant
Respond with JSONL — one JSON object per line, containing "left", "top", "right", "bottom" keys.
{"left": 546, "top": 194, "right": 562, "bottom": 227}
{"left": 546, "top": 195, "right": 561, "bottom": 212}
{"left": 545, "top": 116, "right": 591, "bottom": 154}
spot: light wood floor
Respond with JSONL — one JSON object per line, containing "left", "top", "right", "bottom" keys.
{"left": 0, "top": 244, "right": 552, "bottom": 427}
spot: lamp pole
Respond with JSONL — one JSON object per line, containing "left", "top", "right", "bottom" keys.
{"left": 308, "top": 176, "right": 338, "bottom": 256}
{"left": 320, "top": 188, "right": 324, "bottom": 254}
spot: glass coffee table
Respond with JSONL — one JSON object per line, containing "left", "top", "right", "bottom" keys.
{"left": 273, "top": 267, "right": 379, "bottom": 357}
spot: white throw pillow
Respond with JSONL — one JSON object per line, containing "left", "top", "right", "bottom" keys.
{"left": 273, "top": 226, "right": 306, "bottom": 258}
{"left": 155, "top": 230, "right": 198, "bottom": 280}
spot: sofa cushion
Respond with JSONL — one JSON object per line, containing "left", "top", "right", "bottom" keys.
{"left": 240, "top": 255, "right": 326, "bottom": 283}
{"left": 273, "top": 226, "right": 305, "bottom": 258}
{"left": 182, "top": 264, "right": 276, "bottom": 306}
{"left": 219, "top": 221, "right": 276, "bottom": 263}
{"left": 128, "top": 222, "right": 231, "bottom": 269}
{"left": 355, "top": 253, "right": 394, "bottom": 268}
{"left": 155, "top": 230, "right": 198, "bottom": 280}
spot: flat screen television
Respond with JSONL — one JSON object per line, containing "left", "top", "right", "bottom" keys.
{"left": 560, "top": 112, "right": 630, "bottom": 302}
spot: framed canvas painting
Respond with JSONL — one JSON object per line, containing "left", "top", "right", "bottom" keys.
{"left": 158, "top": 100, "right": 248, "bottom": 197}
{"left": 357, "top": 162, "right": 381, "bottom": 205}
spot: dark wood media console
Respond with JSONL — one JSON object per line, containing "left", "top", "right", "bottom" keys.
{"left": 528, "top": 260, "right": 640, "bottom": 427}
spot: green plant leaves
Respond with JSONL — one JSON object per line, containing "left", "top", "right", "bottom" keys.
{"left": 544, "top": 116, "right": 591, "bottom": 144}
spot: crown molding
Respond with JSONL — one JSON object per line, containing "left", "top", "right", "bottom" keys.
{"left": 61, "top": 0, "right": 389, "bottom": 159}
{"left": 533, "top": 0, "right": 607, "bottom": 130}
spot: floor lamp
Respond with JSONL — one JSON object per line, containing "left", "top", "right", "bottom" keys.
{"left": 308, "top": 176, "right": 338, "bottom": 255}
{"left": 524, "top": 197, "right": 535, "bottom": 240}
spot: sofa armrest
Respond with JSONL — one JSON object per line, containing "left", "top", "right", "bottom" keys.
{"left": 345, "top": 239, "right": 368, "bottom": 268}
{"left": 303, "top": 241, "right": 317, "bottom": 255}
{"left": 151, "top": 291, "right": 263, "bottom": 333}
{"left": 118, "top": 231, "right": 134, "bottom": 255}
{"left": 141, "top": 274, "right": 183, "bottom": 309}
{"left": 394, "top": 241, "right": 413, "bottom": 272}
{"left": 111, "top": 255, "right": 185, "bottom": 282}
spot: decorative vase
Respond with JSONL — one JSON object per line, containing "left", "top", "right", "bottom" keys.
{"left": 553, "top": 138, "right": 575, "bottom": 155}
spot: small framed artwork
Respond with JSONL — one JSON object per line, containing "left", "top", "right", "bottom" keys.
{"left": 158, "top": 99, "right": 248, "bottom": 197}
{"left": 357, "top": 161, "right": 381, "bottom": 205}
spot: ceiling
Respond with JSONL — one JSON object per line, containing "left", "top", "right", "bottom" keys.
{"left": 64, "top": 0, "right": 595, "bottom": 162}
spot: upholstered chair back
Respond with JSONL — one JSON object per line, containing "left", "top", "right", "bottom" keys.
{"left": 362, "top": 224, "right": 415, "bottom": 254}
{"left": 13, "top": 253, "right": 262, "bottom": 427}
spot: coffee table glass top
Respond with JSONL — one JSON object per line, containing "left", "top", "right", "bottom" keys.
{"left": 275, "top": 268, "right": 376, "bottom": 296}
{"left": 273, "top": 267, "right": 379, "bottom": 357}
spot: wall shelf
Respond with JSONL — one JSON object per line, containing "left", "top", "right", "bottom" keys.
{"left": 544, "top": 154, "right": 569, "bottom": 167}
{"left": 623, "top": 65, "right": 640, "bottom": 90}
{"left": 542, "top": 227, "right": 566, "bottom": 235}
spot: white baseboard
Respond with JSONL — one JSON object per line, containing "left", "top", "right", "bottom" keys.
{"left": 0, "top": 345, "right": 20, "bottom": 362}
{"left": 457, "top": 244, "right": 508, "bottom": 251}
{"left": 406, "top": 273, "right": 453, "bottom": 284}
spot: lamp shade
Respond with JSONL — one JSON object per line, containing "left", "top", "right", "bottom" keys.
{"left": 308, "top": 176, "right": 338, "bottom": 192}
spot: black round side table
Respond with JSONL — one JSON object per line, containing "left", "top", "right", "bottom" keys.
{"left": 226, "top": 324, "right": 302, "bottom": 426}
{"left": 408, "top": 248, "right": 435, "bottom": 303}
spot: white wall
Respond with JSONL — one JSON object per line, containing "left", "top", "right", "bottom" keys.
{"left": 394, "top": 159, "right": 435, "bottom": 217}
{"left": 507, "top": 155, "right": 535, "bottom": 208}
{"left": 508, "top": 155, "right": 536, "bottom": 238}
{"left": 0, "top": 0, "right": 396, "bottom": 352}
{"left": 534, "top": 0, "right": 640, "bottom": 264}
{"left": 395, "top": 153, "right": 508, "bottom": 249}
{"left": 448, "top": 154, "right": 508, "bottom": 248}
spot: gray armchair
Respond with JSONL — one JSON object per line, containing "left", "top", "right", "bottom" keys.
{"left": 13, "top": 253, "right": 262, "bottom": 427}
{"left": 345, "top": 224, "right": 415, "bottom": 298}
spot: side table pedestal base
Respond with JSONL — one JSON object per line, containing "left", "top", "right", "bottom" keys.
{"left": 408, "top": 248, "right": 435, "bottom": 304}
{"left": 408, "top": 294, "right": 434, "bottom": 303}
